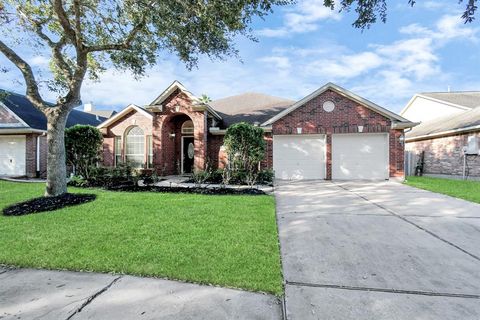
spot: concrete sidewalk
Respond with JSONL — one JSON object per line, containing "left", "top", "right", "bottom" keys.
{"left": 0, "top": 267, "right": 281, "bottom": 320}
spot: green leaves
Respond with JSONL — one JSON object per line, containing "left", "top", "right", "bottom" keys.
{"left": 65, "top": 124, "right": 103, "bottom": 179}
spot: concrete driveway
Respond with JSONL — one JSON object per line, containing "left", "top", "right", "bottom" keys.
{"left": 276, "top": 180, "right": 480, "bottom": 320}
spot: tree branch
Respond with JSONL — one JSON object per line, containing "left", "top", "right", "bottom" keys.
{"left": 52, "top": 0, "right": 77, "bottom": 44}
{"left": 0, "top": 40, "right": 48, "bottom": 111}
{"left": 85, "top": 18, "right": 146, "bottom": 52}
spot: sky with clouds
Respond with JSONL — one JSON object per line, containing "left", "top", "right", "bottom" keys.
{"left": 1, "top": 0, "right": 479, "bottom": 114}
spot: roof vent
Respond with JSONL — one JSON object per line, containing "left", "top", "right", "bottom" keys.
{"left": 253, "top": 121, "right": 260, "bottom": 126}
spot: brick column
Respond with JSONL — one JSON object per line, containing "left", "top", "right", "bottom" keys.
{"left": 193, "top": 111, "right": 207, "bottom": 171}
{"left": 326, "top": 133, "right": 332, "bottom": 180}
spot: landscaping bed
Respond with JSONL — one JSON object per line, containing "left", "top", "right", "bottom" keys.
{"left": 104, "top": 184, "right": 266, "bottom": 195}
{"left": 3, "top": 193, "right": 96, "bottom": 216}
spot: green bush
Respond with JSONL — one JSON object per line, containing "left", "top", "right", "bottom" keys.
{"left": 257, "top": 169, "right": 274, "bottom": 185}
{"left": 84, "top": 164, "right": 135, "bottom": 188}
{"left": 223, "top": 122, "right": 265, "bottom": 186}
{"left": 65, "top": 125, "right": 103, "bottom": 179}
{"left": 68, "top": 175, "right": 88, "bottom": 187}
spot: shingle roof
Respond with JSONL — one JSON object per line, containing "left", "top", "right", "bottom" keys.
{"left": 406, "top": 106, "right": 480, "bottom": 139}
{"left": 420, "top": 91, "right": 480, "bottom": 109}
{"left": 85, "top": 110, "right": 117, "bottom": 118}
{"left": 209, "top": 92, "right": 294, "bottom": 127}
{"left": 0, "top": 89, "right": 107, "bottom": 131}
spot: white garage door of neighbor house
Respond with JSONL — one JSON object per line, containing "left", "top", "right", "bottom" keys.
{"left": 273, "top": 135, "right": 326, "bottom": 180}
{"left": 0, "top": 136, "right": 26, "bottom": 176}
{"left": 332, "top": 133, "right": 389, "bottom": 180}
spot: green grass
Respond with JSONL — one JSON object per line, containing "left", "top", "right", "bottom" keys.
{"left": 405, "top": 176, "right": 480, "bottom": 204}
{"left": 0, "top": 180, "right": 282, "bottom": 295}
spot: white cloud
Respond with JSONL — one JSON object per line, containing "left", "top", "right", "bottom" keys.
{"left": 256, "top": 0, "right": 340, "bottom": 38}
{"left": 258, "top": 56, "right": 291, "bottom": 69}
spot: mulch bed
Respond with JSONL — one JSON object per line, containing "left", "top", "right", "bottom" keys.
{"left": 105, "top": 185, "right": 266, "bottom": 195}
{"left": 3, "top": 193, "right": 97, "bottom": 216}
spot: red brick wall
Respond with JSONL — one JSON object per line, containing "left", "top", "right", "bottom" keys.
{"left": 406, "top": 132, "right": 480, "bottom": 177}
{"left": 0, "top": 105, "right": 21, "bottom": 124}
{"left": 102, "top": 109, "right": 153, "bottom": 167}
{"left": 271, "top": 89, "right": 404, "bottom": 179}
{"left": 25, "top": 134, "right": 37, "bottom": 177}
{"left": 152, "top": 90, "right": 207, "bottom": 175}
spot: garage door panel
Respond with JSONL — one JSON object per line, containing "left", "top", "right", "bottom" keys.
{"left": 0, "top": 136, "right": 26, "bottom": 176}
{"left": 273, "top": 135, "right": 326, "bottom": 180}
{"left": 332, "top": 134, "right": 388, "bottom": 180}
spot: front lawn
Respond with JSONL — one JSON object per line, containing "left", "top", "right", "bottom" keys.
{"left": 0, "top": 180, "right": 282, "bottom": 295}
{"left": 405, "top": 176, "right": 480, "bottom": 204}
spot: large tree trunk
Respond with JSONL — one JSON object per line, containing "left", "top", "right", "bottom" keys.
{"left": 45, "top": 110, "right": 70, "bottom": 197}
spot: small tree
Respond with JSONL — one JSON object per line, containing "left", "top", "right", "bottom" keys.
{"left": 224, "top": 122, "right": 265, "bottom": 186}
{"left": 65, "top": 125, "right": 103, "bottom": 180}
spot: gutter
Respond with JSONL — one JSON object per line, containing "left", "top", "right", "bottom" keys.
{"left": 391, "top": 121, "right": 420, "bottom": 129}
{"left": 406, "top": 124, "right": 480, "bottom": 142}
{"left": 0, "top": 128, "right": 47, "bottom": 134}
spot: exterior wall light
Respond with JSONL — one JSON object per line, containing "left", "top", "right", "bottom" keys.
{"left": 175, "top": 105, "right": 180, "bottom": 112}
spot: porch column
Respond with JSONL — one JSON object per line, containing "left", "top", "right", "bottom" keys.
{"left": 193, "top": 111, "right": 207, "bottom": 171}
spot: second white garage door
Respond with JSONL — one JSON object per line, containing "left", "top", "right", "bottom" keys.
{"left": 273, "top": 135, "right": 326, "bottom": 180}
{"left": 332, "top": 133, "right": 389, "bottom": 180}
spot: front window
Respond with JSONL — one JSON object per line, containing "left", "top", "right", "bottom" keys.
{"left": 181, "top": 120, "right": 194, "bottom": 135}
{"left": 114, "top": 136, "right": 122, "bottom": 166}
{"left": 125, "top": 126, "right": 145, "bottom": 168}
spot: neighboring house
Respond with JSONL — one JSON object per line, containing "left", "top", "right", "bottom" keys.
{"left": 98, "top": 81, "right": 415, "bottom": 180}
{"left": 401, "top": 91, "right": 480, "bottom": 179}
{"left": 83, "top": 102, "right": 117, "bottom": 118}
{"left": 0, "top": 90, "right": 107, "bottom": 178}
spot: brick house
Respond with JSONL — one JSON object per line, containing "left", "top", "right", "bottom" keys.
{"left": 0, "top": 90, "right": 108, "bottom": 178}
{"left": 401, "top": 92, "right": 480, "bottom": 180}
{"left": 98, "top": 81, "right": 415, "bottom": 180}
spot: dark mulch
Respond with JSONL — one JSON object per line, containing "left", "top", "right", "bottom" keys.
{"left": 3, "top": 193, "right": 97, "bottom": 216}
{"left": 104, "top": 185, "right": 266, "bottom": 195}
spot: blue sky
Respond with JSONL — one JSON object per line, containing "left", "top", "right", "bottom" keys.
{"left": 1, "top": 0, "right": 479, "bottom": 114}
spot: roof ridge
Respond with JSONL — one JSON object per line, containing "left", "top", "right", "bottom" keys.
{"left": 421, "top": 91, "right": 480, "bottom": 94}
{"left": 211, "top": 92, "right": 294, "bottom": 102}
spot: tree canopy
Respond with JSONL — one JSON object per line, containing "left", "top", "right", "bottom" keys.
{"left": 0, "top": 0, "right": 292, "bottom": 196}
{"left": 323, "top": 0, "right": 477, "bottom": 29}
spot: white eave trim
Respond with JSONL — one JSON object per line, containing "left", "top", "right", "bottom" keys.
{"left": 406, "top": 124, "right": 480, "bottom": 142}
{"left": 400, "top": 94, "right": 474, "bottom": 116}
{"left": 0, "top": 128, "right": 46, "bottom": 134}
{"left": 97, "top": 104, "right": 152, "bottom": 129}
{"left": 391, "top": 121, "right": 420, "bottom": 129}
{"left": 262, "top": 82, "right": 410, "bottom": 126}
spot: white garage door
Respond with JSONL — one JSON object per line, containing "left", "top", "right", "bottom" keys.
{"left": 0, "top": 136, "right": 26, "bottom": 176}
{"left": 273, "top": 135, "right": 326, "bottom": 180}
{"left": 332, "top": 133, "right": 389, "bottom": 180}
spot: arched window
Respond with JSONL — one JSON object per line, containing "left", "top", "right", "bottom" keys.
{"left": 181, "top": 120, "right": 194, "bottom": 135}
{"left": 125, "top": 126, "right": 144, "bottom": 167}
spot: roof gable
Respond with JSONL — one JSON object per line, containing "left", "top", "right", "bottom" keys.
{"left": 400, "top": 94, "right": 474, "bottom": 118}
{"left": 0, "top": 89, "right": 106, "bottom": 131}
{"left": 262, "top": 83, "right": 411, "bottom": 126}
{"left": 147, "top": 80, "right": 222, "bottom": 120}
{"left": 97, "top": 104, "right": 152, "bottom": 129}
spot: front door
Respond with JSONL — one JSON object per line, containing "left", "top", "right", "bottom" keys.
{"left": 182, "top": 137, "right": 194, "bottom": 174}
